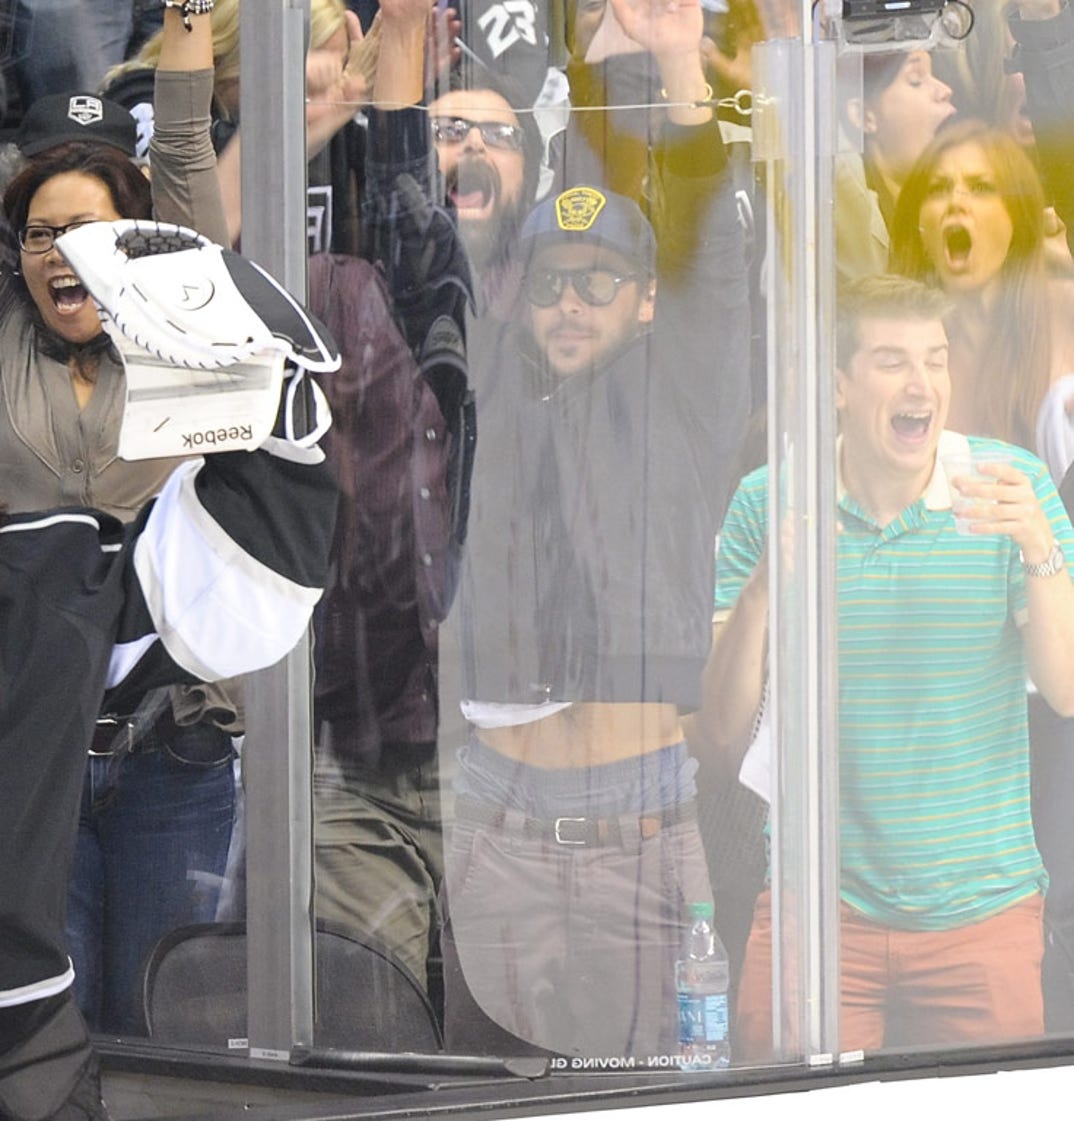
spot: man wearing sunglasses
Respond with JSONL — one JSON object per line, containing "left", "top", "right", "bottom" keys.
{"left": 438, "top": 0, "right": 753, "bottom": 1059}
{"left": 519, "top": 187, "right": 656, "bottom": 383}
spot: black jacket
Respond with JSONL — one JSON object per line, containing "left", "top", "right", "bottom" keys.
{"left": 458, "top": 119, "right": 751, "bottom": 708}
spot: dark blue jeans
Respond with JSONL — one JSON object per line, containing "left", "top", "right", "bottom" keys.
{"left": 66, "top": 719, "right": 235, "bottom": 1036}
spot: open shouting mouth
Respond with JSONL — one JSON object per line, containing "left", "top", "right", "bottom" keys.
{"left": 48, "top": 274, "right": 90, "bottom": 314}
{"left": 891, "top": 409, "right": 933, "bottom": 446}
{"left": 942, "top": 223, "right": 973, "bottom": 273}
{"left": 447, "top": 159, "right": 499, "bottom": 221}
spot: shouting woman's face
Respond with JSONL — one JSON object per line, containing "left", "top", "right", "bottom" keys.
{"left": 20, "top": 171, "right": 121, "bottom": 343}
{"left": 917, "top": 141, "right": 1014, "bottom": 297}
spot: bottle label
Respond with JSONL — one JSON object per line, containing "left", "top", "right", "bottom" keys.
{"left": 678, "top": 992, "right": 728, "bottom": 1045}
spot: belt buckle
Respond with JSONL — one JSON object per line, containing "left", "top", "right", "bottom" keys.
{"left": 89, "top": 716, "right": 133, "bottom": 757}
{"left": 554, "top": 816, "right": 589, "bottom": 846}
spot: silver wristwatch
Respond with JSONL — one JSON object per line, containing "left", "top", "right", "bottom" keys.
{"left": 1020, "top": 541, "right": 1066, "bottom": 578}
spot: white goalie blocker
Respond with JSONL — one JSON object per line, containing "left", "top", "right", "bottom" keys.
{"left": 56, "top": 220, "right": 341, "bottom": 460}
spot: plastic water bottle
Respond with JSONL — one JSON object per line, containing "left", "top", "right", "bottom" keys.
{"left": 676, "top": 901, "right": 730, "bottom": 1070}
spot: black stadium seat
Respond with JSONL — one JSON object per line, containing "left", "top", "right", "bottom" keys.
{"left": 142, "top": 919, "right": 443, "bottom": 1052}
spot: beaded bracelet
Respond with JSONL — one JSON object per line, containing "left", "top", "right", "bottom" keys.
{"left": 164, "top": 0, "right": 214, "bottom": 32}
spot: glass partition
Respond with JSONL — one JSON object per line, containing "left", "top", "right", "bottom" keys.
{"left": 4, "top": 0, "right": 1074, "bottom": 1114}
{"left": 751, "top": 31, "right": 842, "bottom": 1067}
{"left": 823, "top": 0, "right": 1074, "bottom": 1060}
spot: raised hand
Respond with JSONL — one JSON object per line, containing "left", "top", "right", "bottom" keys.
{"left": 950, "top": 460, "right": 1056, "bottom": 561}
{"left": 426, "top": 4, "right": 462, "bottom": 98}
{"left": 307, "top": 10, "right": 380, "bottom": 109}
{"left": 608, "top": 0, "right": 704, "bottom": 63}
{"left": 341, "top": 10, "right": 382, "bottom": 105}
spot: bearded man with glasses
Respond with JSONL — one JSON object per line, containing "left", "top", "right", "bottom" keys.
{"left": 427, "top": 84, "right": 541, "bottom": 286}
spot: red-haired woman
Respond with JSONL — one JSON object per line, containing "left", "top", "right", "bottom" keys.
{"left": 891, "top": 118, "right": 1074, "bottom": 481}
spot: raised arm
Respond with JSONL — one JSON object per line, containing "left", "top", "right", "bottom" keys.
{"left": 697, "top": 571, "right": 768, "bottom": 765}
{"left": 373, "top": 0, "right": 428, "bottom": 108}
{"left": 363, "top": 0, "right": 434, "bottom": 236}
{"left": 608, "top": 0, "right": 750, "bottom": 520}
{"left": 149, "top": 3, "right": 229, "bottom": 245}
{"left": 358, "top": 0, "right": 474, "bottom": 569}
{"left": 605, "top": 0, "right": 734, "bottom": 288}
{"left": 363, "top": 0, "right": 472, "bottom": 338}
{"left": 695, "top": 483, "right": 771, "bottom": 771}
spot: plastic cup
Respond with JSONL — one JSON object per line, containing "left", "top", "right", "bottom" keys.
{"left": 940, "top": 449, "right": 1015, "bottom": 535}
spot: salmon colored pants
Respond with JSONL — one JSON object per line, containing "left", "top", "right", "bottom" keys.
{"left": 735, "top": 889, "right": 1045, "bottom": 1061}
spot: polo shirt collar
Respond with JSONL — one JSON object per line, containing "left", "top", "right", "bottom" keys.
{"left": 836, "top": 429, "right": 967, "bottom": 516}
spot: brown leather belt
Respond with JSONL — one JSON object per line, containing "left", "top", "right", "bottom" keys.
{"left": 454, "top": 796, "right": 696, "bottom": 848}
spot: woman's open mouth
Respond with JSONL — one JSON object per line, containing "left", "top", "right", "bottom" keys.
{"left": 942, "top": 224, "right": 973, "bottom": 272}
{"left": 49, "top": 275, "right": 89, "bottom": 313}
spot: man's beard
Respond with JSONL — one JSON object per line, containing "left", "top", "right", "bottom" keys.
{"left": 446, "top": 155, "right": 526, "bottom": 274}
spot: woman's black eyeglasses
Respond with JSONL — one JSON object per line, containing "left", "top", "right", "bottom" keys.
{"left": 524, "top": 267, "right": 639, "bottom": 308}
{"left": 19, "top": 220, "right": 95, "bottom": 254}
{"left": 430, "top": 116, "right": 525, "bottom": 151}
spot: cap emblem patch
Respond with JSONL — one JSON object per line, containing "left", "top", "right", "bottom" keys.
{"left": 67, "top": 95, "right": 104, "bottom": 126}
{"left": 555, "top": 187, "right": 606, "bottom": 232}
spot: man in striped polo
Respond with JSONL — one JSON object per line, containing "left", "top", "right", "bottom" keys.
{"left": 697, "top": 274, "right": 1074, "bottom": 1057}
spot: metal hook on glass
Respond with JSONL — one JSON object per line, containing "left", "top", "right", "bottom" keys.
{"left": 716, "top": 89, "right": 752, "bottom": 118}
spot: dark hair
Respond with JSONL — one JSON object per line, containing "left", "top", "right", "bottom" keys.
{"left": 838, "top": 50, "right": 906, "bottom": 136}
{"left": 836, "top": 274, "right": 953, "bottom": 371}
{"left": 861, "top": 51, "right": 908, "bottom": 104}
{"left": 889, "top": 118, "right": 1048, "bottom": 447}
{"left": 3, "top": 141, "right": 152, "bottom": 234}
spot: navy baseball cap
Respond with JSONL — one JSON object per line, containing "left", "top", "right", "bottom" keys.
{"left": 519, "top": 185, "right": 656, "bottom": 271}
{"left": 15, "top": 92, "right": 138, "bottom": 158}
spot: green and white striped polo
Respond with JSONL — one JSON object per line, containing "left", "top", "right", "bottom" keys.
{"left": 714, "top": 432, "right": 1074, "bottom": 930}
